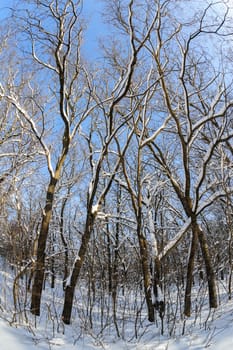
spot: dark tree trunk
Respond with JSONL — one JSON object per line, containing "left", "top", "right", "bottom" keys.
{"left": 62, "top": 214, "right": 94, "bottom": 324}
{"left": 112, "top": 184, "right": 120, "bottom": 337}
{"left": 50, "top": 230, "right": 56, "bottom": 289}
{"left": 106, "top": 223, "right": 112, "bottom": 293}
{"left": 59, "top": 197, "right": 69, "bottom": 291}
{"left": 197, "top": 226, "right": 217, "bottom": 309}
{"left": 184, "top": 228, "right": 198, "bottom": 317}
{"left": 138, "top": 232, "right": 155, "bottom": 322}
{"left": 30, "top": 178, "right": 57, "bottom": 315}
{"left": 153, "top": 256, "right": 165, "bottom": 320}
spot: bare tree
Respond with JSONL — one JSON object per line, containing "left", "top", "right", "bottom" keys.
{"left": 60, "top": 0, "right": 162, "bottom": 324}
{"left": 139, "top": 0, "right": 233, "bottom": 316}
{"left": 0, "top": 0, "right": 97, "bottom": 316}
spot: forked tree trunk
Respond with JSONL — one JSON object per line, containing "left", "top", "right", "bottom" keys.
{"left": 62, "top": 214, "right": 95, "bottom": 324}
{"left": 30, "top": 177, "right": 57, "bottom": 315}
{"left": 184, "top": 221, "right": 217, "bottom": 317}
{"left": 184, "top": 228, "right": 198, "bottom": 317}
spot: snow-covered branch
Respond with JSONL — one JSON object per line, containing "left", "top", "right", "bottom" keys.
{"left": 159, "top": 218, "right": 192, "bottom": 260}
{"left": 0, "top": 87, "right": 54, "bottom": 178}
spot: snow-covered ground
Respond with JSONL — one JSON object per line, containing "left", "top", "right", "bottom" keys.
{"left": 1, "top": 306, "right": 233, "bottom": 350}
{"left": 1, "top": 263, "right": 233, "bottom": 349}
{"left": 1, "top": 298, "right": 233, "bottom": 349}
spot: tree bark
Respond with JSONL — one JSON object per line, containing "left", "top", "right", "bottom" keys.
{"left": 138, "top": 231, "right": 155, "bottom": 322}
{"left": 112, "top": 184, "right": 120, "bottom": 337}
{"left": 62, "top": 214, "right": 95, "bottom": 324}
{"left": 197, "top": 226, "right": 218, "bottom": 309}
{"left": 59, "top": 197, "right": 69, "bottom": 291}
{"left": 30, "top": 177, "right": 57, "bottom": 315}
{"left": 184, "top": 228, "right": 198, "bottom": 317}
{"left": 153, "top": 256, "right": 165, "bottom": 320}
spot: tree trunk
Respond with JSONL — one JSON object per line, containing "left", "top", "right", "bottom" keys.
{"left": 106, "top": 222, "right": 112, "bottom": 293}
{"left": 197, "top": 226, "right": 218, "bottom": 309}
{"left": 59, "top": 198, "right": 69, "bottom": 291}
{"left": 184, "top": 228, "right": 198, "bottom": 317}
{"left": 62, "top": 214, "right": 94, "bottom": 324}
{"left": 153, "top": 256, "right": 165, "bottom": 320}
{"left": 112, "top": 184, "right": 120, "bottom": 337}
{"left": 30, "top": 177, "right": 57, "bottom": 315}
{"left": 138, "top": 232, "right": 155, "bottom": 322}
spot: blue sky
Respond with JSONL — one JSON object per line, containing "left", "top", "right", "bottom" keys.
{"left": 0, "top": 0, "right": 14, "bottom": 18}
{"left": 82, "top": 0, "right": 109, "bottom": 58}
{"left": 0, "top": 0, "right": 108, "bottom": 59}
{"left": 0, "top": 0, "right": 230, "bottom": 63}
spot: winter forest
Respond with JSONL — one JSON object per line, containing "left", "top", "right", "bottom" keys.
{"left": 1, "top": 0, "right": 233, "bottom": 349}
